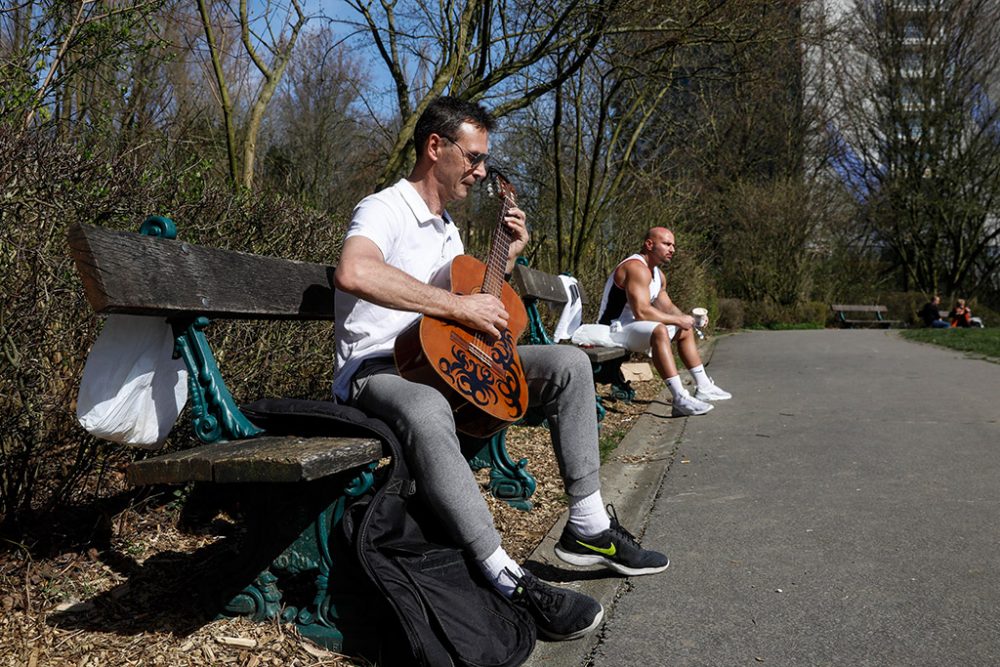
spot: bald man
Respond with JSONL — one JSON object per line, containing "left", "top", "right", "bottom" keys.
{"left": 597, "top": 227, "right": 731, "bottom": 416}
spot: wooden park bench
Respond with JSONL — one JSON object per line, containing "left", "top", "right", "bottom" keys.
{"left": 66, "top": 216, "right": 539, "bottom": 651}
{"left": 511, "top": 260, "right": 634, "bottom": 416}
{"left": 830, "top": 304, "right": 902, "bottom": 329}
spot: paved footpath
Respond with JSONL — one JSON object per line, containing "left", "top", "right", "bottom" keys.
{"left": 527, "top": 329, "right": 1000, "bottom": 667}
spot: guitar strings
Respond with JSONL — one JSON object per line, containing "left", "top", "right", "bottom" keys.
{"left": 471, "top": 185, "right": 515, "bottom": 360}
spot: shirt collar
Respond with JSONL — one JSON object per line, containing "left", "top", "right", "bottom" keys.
{"left": 396, "top": 178, "right": 453, "bottom": 231}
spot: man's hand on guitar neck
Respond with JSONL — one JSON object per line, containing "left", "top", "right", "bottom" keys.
{"left": 503, "top": 205, "right": 529, "bottom": 274}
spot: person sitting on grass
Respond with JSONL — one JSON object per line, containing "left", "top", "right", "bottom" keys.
{"left": 950, "top": 298, "right": 972, "bottom": 328}
{"left": 919, "top": 295, "right": 950, "bottom": 329}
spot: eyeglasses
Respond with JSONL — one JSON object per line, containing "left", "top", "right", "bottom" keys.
{"left": 440, "top": 134, "right": 489, "bottom": 167}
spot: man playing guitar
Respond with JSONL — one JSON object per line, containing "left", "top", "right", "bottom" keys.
{"left": 333, "top": 96, "right": 668, "bottom": 642}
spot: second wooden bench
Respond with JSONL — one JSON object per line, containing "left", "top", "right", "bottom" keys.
{"left": 830, "top": 304, "right": 902, "bottom": 329}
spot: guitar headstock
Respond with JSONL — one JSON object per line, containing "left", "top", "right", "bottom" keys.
{"left": 487, "top": 167, "right": 517, "bottom": 204}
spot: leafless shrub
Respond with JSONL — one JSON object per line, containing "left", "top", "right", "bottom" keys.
{"left": 0, "top": 127, "right": 348, "bottom": 536}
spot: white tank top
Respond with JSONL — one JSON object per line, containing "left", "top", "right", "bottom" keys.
{"left": 597, "top": 254, "right": 661, "bottom": 326}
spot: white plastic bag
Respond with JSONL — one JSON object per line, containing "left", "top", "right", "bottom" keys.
{"left": 76, "top": 315, "right": 188, "bottom": 449}
{"left": 570, "top": 323, "right": 621, "bottom": 348}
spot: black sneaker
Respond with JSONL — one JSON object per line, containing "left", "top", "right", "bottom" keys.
{"left": 554, "top": 504, "right": 670, "bottom": 576}
{"left": 511, "top": 571, "right": 603, "bottom": 641}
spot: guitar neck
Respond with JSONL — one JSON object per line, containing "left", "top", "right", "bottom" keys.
{"left": 482, "top": 192, "right": 514, "bottom": 300}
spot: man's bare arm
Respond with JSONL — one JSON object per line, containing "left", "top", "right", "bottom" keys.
{"left": 334, "top": 236, "right": 509, "bottom": 338}
{"left": 626, "top": 264, "right": 694, "bottom": 330}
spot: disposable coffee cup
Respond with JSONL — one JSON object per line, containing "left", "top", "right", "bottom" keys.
{"left": 692, "top": 307, "right": 708, "bottom": 328}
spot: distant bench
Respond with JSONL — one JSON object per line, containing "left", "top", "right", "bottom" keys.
{"left": 67, "top": 217, "right": 540, "bottom": 650}
{"left": 830, "top": 304, "right": 902, "bottom": 329}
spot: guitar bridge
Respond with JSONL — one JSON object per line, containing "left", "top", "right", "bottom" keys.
{"left": 449, "top": 331, "right": 504, "bottom": 374}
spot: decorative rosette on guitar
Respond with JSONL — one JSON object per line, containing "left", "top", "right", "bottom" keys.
{"left": 394, "top": 171, "right": 529, "bottom": 438}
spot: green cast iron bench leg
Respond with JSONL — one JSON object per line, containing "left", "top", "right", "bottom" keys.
{"left": 134, "top": 219, "right": 383, "bottom": 651}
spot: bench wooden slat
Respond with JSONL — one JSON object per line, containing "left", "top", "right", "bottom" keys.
{"left": 126, "top": 435, "right": 383, "bottom": 485}
{"left": 581, "top": 346, "right": 629, "bottom": 363}
{"left": 830, "top": 304, "right": 888, "bottom": 313}
{"left": 512, "top": 264, "right": 577, "bottom": 305}
{"left": 840, "top": 319, "right": 901, "bottom": 324}
{"left": 68, "top": 223, "right": 336, "bottom": 320}
{"left": 840, "top": 320, "right": 901, "bottom": 327}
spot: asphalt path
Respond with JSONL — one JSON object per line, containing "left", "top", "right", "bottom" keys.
{"left": 585, "top": 329, "right": 1000, "bottom": 667}
{"left": 588, "top": 330, "right": 1000, "bottom": 667}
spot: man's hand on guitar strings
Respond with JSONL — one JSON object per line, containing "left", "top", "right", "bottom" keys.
{"left": 455, "top": 292, "right": 509, "bottom": 340}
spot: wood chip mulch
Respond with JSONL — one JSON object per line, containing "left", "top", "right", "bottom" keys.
{"left": 0, "top": 376, "right": 665, "bottom": 667}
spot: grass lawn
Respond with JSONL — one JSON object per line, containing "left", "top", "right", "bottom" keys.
{"left": 899, "top": 327, "right": 1000, "bottom": 361}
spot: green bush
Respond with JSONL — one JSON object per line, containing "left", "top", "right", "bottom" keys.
{"left": 739, "top": 300, "right": 826, "bottom": 329}
{"left": 795, "top": 301, "right": 829, "bottom": 327}
{"left": 968, "top": 301, "right": 998, "bottom": 327}
{"left": 877, "top": 292, "right": 928, "bottom": 328}
{"left": 0, "top": 128, "right": 354, "bottom": 535}
{"left": 742, "top": 300, "right": 788, "bottom": 328}
{"left": 716, "top": 298, "right": 745, "bottom": 330}
{"left": 713, "top": 178, "right": 817, "bottom": 305}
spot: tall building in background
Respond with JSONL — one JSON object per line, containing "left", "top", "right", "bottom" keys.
{"left": 808, "top": 0, "right": 1000, "bottom": 297}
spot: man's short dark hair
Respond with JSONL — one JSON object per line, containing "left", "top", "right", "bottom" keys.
{"left": 413, "top": 96, "right": 495, "bottom": 156}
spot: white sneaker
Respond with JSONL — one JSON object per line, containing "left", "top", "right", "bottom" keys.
{"left": 671, "top": 392, "right": 714, "bottom": 417}
{"left": 694, "top": 379, "right": 732, "bottom": 401}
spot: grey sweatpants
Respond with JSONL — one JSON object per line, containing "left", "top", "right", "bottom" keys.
{"left": 350, "top": 344, "right": 602, "bottom": 561}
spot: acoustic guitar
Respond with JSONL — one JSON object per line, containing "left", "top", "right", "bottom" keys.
{"left": 393, "top": 171, "right": 529, "bottom": 437}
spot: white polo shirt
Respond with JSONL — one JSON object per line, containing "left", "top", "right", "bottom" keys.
{"left": 332, "top": 179, "right": 463, "bottom": 401}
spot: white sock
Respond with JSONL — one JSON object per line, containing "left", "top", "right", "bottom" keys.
{"left": 568, "top": 490, "right": 611, "bottom": 537}
{"left": 666, "top": 374, "right": 685, "bottom": 399}
{"left": 689, "top": 364, "right": 712, "bottom": 390}
{"left": 479, "top": 547, "right": 523, "bottom": 598}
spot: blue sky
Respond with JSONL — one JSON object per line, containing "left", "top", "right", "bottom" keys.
{"left": 305, "top": 0, "right": 356, "bottom": 20}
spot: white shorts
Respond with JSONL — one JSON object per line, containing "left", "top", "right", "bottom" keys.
{"left": 609, "top": 320, "right": 677, "bottom": 353}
